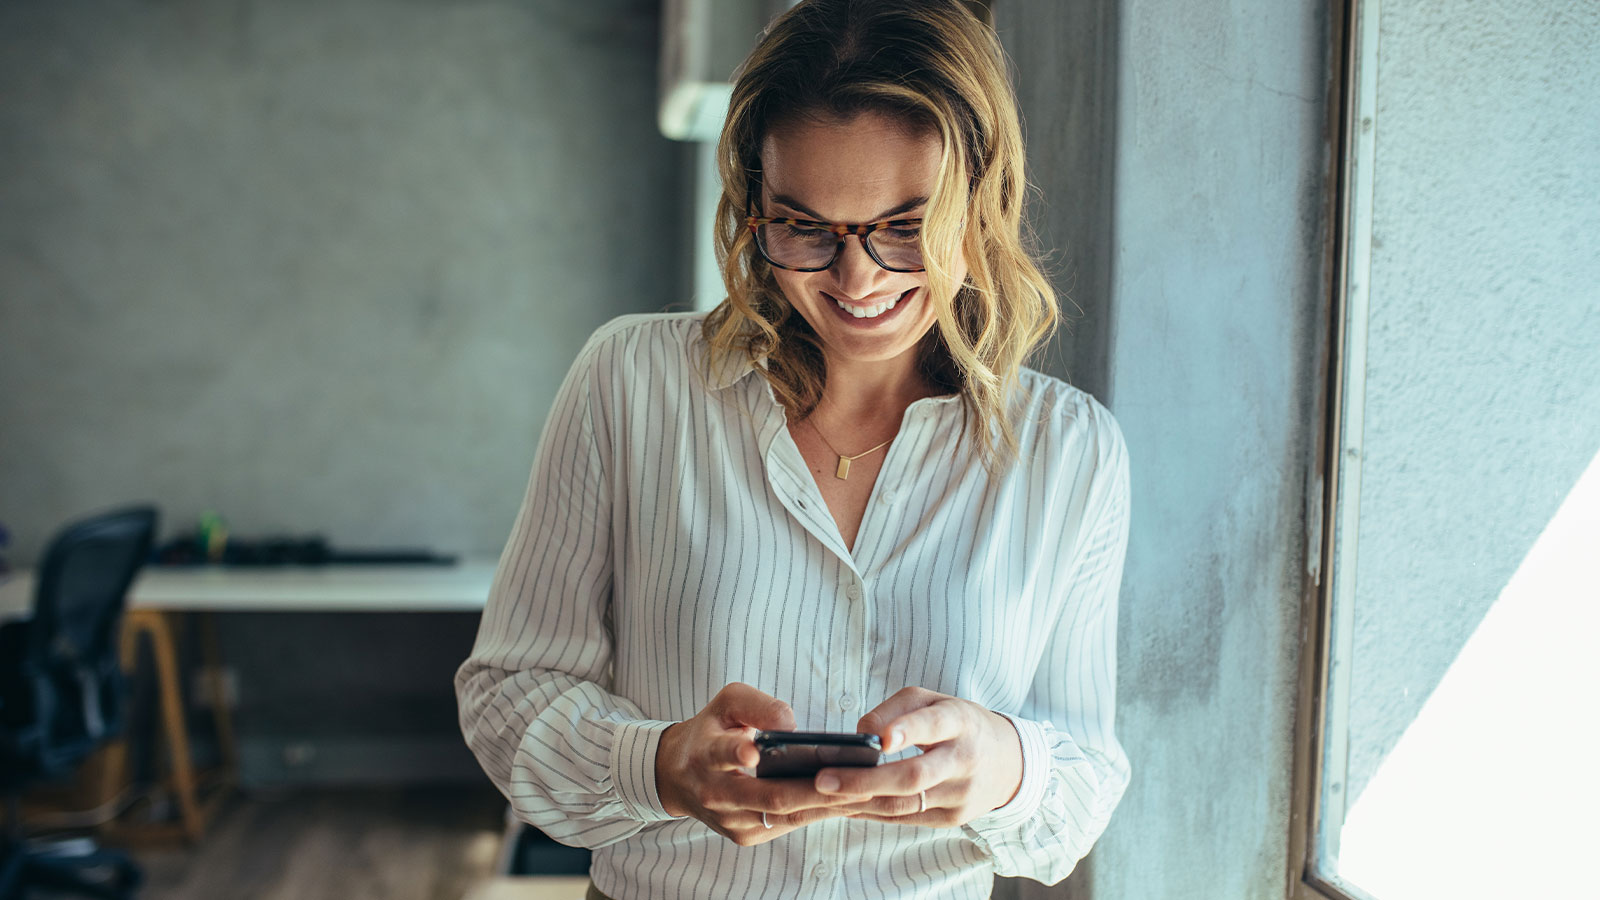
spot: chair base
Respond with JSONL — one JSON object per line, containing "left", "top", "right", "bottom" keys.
{"left": 0, "top": 834, "right": 143, "bottom": 900}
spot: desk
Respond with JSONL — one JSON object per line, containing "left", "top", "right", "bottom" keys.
{"left": 1, "top": 562, "right": 497, "bottom": 618}
{"left": 461, "top": 877, "right": 592, "bottom": 900}
{"left": 0, "top": 562, "right": 496, "bottom": 842}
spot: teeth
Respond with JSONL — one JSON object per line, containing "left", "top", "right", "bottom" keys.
{"left": 835, "top": 295, "right": 900, "bottom": 319}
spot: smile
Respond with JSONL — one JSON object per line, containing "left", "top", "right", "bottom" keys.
{"left": 836, "top": 296, "right": 898, "bottom": 318}
{"left": 829, "top": 289, "right": 914, "bottom": 322}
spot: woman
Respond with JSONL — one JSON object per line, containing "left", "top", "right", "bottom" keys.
{"left": 456, "top": 1, "right": 1131, "bottom": 897}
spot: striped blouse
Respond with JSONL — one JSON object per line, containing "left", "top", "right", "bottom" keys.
{"left": 455, "top": 312, "right": 1131, "bottom": 899}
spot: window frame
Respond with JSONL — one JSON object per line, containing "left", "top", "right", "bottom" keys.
{"left": 1288, "top": 0, "right": 1380, "bottom": 898}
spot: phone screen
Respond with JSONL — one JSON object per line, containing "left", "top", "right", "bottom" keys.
{"left": 754, "top": 731, "right": 882, "bottom": 778}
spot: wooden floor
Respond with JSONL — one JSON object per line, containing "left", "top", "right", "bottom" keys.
{"left": 121, "top": 786, "right": 509, "bottom": 900}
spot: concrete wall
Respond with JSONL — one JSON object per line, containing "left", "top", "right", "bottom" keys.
{"left": 0, "top": 0, "right": 686, "bottom": 780}
{"left": 997, "top": 0, "right": 1332, "bottom": 896}
{"left": 0, "top": 0, "right": 684, "bottom": 563}
{"left": 1346, "top": 0, "right": 1600, "bottom": 802}
{"left": 1092, "top": 0, "right": 1329, "bottom": 894}
{"left": 994, "top": 0, "right": 1119, "bottom": 405}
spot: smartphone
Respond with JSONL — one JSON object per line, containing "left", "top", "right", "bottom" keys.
{"left": 753, "top": 730, "right": 882, "bottom": 778}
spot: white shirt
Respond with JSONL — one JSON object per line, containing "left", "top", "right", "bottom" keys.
{"left": 456, "top": 312, "right": 1131, "bottom": 899}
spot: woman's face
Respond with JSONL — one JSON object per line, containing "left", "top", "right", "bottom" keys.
{"left": 758, "top": 111, "right": 965, "bottom": 372}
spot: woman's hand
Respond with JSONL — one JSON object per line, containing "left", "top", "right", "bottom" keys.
{"left": 816, "top": 686, "right": 1024, "bottom": 827}
{"left": 655, "top": 682, "right": 869, "bottom": 846}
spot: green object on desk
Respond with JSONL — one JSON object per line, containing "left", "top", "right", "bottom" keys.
{"left": 198, "top": 511, "right": 229, "bottom": 563}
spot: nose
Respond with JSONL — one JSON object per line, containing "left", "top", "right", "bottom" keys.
{"left": 829, "top": 234, "right": 886, "bottom": 299}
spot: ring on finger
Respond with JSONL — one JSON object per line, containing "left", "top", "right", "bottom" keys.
{"left": 761, "top": 811, "right": 772, "bottom": 830}
{"left": 917, "top": 790, "right": 927, "bottom": 814}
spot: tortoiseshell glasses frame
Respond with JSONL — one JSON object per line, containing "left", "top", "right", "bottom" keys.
{"left": 745, "top": 214, "right": 927, "bottom": 273}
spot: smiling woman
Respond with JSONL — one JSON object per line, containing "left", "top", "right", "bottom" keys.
{"left": 753, "top": 114, "right": 951, "bottom": 391}
{"left": 705, "top": 0, "right": 1058, "bottom": 472}
{"left": 455, "top": 2, "right": 1132, "bottom": 898}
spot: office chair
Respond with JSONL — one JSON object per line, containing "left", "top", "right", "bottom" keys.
{"left": 0, "top": 505, "right": 157, "bottom": 900}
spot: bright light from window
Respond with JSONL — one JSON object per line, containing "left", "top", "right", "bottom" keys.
{"left": 1338, "top": 449, "right": 1600, "bottom": 898}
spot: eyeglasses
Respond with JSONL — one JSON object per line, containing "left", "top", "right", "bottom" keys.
{"left": 746, "top": 215, "right": 926, "bottom": 273}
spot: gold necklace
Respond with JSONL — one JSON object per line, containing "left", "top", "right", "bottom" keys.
{"left": 806, "top": 417, "right": 895, "bottom": 480}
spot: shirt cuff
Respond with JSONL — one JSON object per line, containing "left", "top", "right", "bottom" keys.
{"left": 610, "top": 718, "right": 683, "bottom": 822}
{"left": 967, "top": 712, "right": 1050, "bottom": 834}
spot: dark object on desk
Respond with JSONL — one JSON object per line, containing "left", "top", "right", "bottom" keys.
{"left": 0, "top": 504, "right": 155, "bottom": 900}
{"left": 149, "top": 534, "right": 457, "bottom": 567}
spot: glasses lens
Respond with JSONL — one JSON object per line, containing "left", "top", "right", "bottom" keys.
{"left": 757, "top": 223, "right": 837, "bottom": 270}
{"left": 866, "top": 224, "right": 923, "bottom": 271}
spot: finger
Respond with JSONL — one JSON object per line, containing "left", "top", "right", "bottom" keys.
{"left": 724, "top": 803, "right": 851, "bottom": 847}
{"left": 736, "top": 775, "right": 872, "bottom": 815}
{"left": 711, "top": 682, "right": 798, "bottom": 732}
{"left": 856, "top": 686, "right": 943, "bottom": 752}
{"left": 703, "top": 729, "right": 760, "bottom": 771}
{"left": 815, "top": 745, "right": 957, "bottom": 797}
{"left": 881, "top": 699, "right": 967, "bottom": 752}
{"left": 758, "top": 803, "right": 855, "bottom": 832}
{"left": 847, "top": 811, "right": 941, "bottom": 827}
{"left": 700, "top": 768, "right": 869, "bottom": 814}
{"left": 835, "top": 786, "right": 942, "bottom": 819}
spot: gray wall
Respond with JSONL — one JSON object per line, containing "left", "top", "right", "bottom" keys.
{"left": 995, "top": 0, "right": 1118, "bottom": 405}
{"left": 998, "top": 0, "right": 1331, "bottom": 897}
{"left": 1095, "top": 0, "right": 1328, "bottom": 895}
{"left": 0, "top": 0, "right": 685, "bottom": 563}
{"left": 1347, "top": 0, "right": 1600, "bottom": 802}
{"left": 0, "top": 0, "right": 686, "bottom": 780}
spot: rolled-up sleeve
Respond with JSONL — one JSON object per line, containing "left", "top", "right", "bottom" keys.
{"left": 455, "top": 324, "right": 680, "bottom": 848}
{"left": 964, "top": 400, "right": 1133, "bottom": 883}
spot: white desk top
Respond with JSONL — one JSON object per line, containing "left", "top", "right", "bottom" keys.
{"left": 0, "top": 560, "right": 498, "bottom": 622}
{"left": 461, "top": 877, "right": 592, "bottom": 900}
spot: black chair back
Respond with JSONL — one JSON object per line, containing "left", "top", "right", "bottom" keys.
{"left": 2, "top": 505, "right": 157, "bottom": 778}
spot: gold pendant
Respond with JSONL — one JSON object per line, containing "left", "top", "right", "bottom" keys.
{"left": 835, "top": 456, "right": 852, "bottom": 480}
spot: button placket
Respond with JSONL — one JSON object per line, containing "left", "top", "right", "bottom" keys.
{"left": 826, "top": 571, "right": 856, "bottom": 730}
{"left": 833, "top": 573, "right": 867, "bottom": 729}
{"left": 854, "top": 578, "right": 875, "bottom": 726}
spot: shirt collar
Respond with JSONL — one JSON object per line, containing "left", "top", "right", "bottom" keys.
{"left": 694, "top": 318, "right": 964, "bottom": 410}
{"left": 695, "top": 324, "right": 769, "bottom": 392}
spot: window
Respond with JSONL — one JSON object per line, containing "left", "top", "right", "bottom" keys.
{"left": 1293, "top": 1, "right": 1599, "bottom": 898}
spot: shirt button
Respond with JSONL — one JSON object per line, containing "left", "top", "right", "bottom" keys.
{"left": 845, "top": 582, "right": 861, "bottom": 601}
{"left": 838, "top": 694, "right": 856, "bottom": 711}
{"left": 811, "top": 864, "right": 829, "bottom": 880}
{"left": 880, "top": 488, "right": 897, "bottom": 504}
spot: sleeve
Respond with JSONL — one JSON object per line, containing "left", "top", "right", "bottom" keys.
{"left": 961, "top": 398, "right": 1133, "bottom": 883}
{"left": 454, "top": 322, "right": 682, "bottom": 850}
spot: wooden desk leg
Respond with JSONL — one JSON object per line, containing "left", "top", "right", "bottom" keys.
{"left": 132, "top": 610, "right": 206, "bottom": 842}
{"left": 98, "top": 610, "right": 233, "bottom": 845}
{"left": 93, "top": 621, "right": 144, "bottom": 819}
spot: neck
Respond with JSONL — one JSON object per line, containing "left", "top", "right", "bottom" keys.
{"left": 813, "top": 349, "right": 932, "bottom": 425}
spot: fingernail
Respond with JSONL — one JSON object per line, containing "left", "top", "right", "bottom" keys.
{"left": 817, "top": 775, "right": 840, "bottom": 792}
{"left": 890, "top": 729, "right": 905, "bottom": 752}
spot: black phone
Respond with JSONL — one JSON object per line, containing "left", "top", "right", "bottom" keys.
{"left": 753, "top": 731, "right": 883, "bottom": 778}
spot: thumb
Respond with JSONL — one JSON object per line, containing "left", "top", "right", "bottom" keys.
{"left": 710, "top": 682, "right": 798, "bottom": 732}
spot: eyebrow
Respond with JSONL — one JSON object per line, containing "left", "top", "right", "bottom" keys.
{"left": 770, "top": 193, "right": 927, "bottom": 222}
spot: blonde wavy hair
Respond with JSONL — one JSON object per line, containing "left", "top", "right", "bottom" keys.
{"left": 702, "top": 0, "right": 1058, "bottom": 470}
